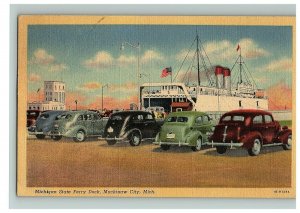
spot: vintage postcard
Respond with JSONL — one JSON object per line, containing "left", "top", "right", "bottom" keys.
{"left": 17, "top": 16, "right": 295, "bottom": 198}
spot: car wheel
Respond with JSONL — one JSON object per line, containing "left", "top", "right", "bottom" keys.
{"left": 73, "top": 130, "right": 86, "bottom": 142}
{"left": 160, "top": 144, "right": 170, "bottom": 151}
{"left": 191, "top": 137, "right": 202, "bottom": 152}
{"left": 52, "top": 135, "right": 62, "bottom": 141}
{"left": 248, "top": 138, "right": 261, "bottom": 156}
{"left": 106, "top": 140, "right": 117, "bottom": 146}
{"left": 36, "top": 134, "right": 45, "bottom": 139}
{"left": 129, "top": 131, "right": 141, "bottom": 146}
{"left": 216, "top": 146, "right": 227, "bottom": 154}
{"left": 283, "top": 134, "right": 292, "bottom": 150}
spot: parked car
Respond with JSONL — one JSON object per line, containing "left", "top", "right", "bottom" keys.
{"left": 28, "top": 110, "right": 66, "bottom": 139}
{"left": 146, "top": 106, "right": 166, "bottom": 119}
{"left": 103, "top": 111, "right": 162, "bottom": 146}
{"left": 51, "top": 110, "right": 108, "bottom": 142}
{"left": 153, "top": 111, "right": 213, "bottom": 151}
{"left": 208, "top": 109, "right": 292, "bottom": 156}
{"left": 27, "top": 110, "right": 41, "bottom": 127}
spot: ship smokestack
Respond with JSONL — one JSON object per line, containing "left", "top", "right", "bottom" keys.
{"left": 215, "top": 66, "right": 223, "bottom": 89}
{"left": 223, "top": 67, "right": 231, "bottom": 94}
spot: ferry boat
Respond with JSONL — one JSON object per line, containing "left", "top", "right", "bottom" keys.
{"left": 140, "top": 34, "right": 268, "bottom": 114}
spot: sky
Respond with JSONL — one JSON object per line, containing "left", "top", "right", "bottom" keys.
{"left": 27, "top": 24, "right": 293, "bottom": 110}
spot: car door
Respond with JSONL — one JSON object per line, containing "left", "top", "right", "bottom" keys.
{"left": 83, "top": 113, "right": 94, "bottom": 136}
{"left": 143, "top": 113, "right": 158, "bottom": 138}
{"left": 92, "top": 113, "right": 105, "bottom": 136}
{"left": 131, "top": 113, "right": 146, "bottom": 137}
{"left": 263, "top": 114, "right": 277, "bottom": 144}
{"left": 252, "top": 115, "right": 267, "bottom": 144}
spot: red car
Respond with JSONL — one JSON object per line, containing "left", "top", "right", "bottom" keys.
{"left": 208, "top": 109, "right": 292, "bottom": 156}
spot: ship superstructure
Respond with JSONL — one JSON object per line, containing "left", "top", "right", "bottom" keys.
{"left": 140, "top": 33, "right": 268, "bottom": 113}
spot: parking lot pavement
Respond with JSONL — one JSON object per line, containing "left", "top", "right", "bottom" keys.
{"left": 27, "top": 137, "right": 292, "bottom": 188}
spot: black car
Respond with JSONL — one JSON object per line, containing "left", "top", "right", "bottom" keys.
{"left": 104, "top": 111, "right": 162, "bottom": 146}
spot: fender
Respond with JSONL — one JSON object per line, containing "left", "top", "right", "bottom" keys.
{"left": 240, "top": 131, "right": 263, "bottom": 149}
{"left": 65, "top": 126, "right": 87, "bottom": 138}
{"left": 122, "top": 128, "right": 143, "bottom": 140}
{"left": 277, "top": 129, "right": 292, "bottom": 144}
{"left": 185, "top": 130, "right": 202, "bottom": 146}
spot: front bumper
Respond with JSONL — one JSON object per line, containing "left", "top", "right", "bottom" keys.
{"left": 206, "top": 140, "right": 243, "bottom": 148}
{"left": 105, "top": 136, "right": 127, "bottom": 142}
{"left": 153, "top": 141, "right": 190, "bottom": 146}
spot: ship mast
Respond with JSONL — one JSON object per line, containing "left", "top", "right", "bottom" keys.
{"left": 196, "top": 33, "right": 201, "bottom": 86}
{"left": 239, "top": 46, "right": 242, "bottom": 83}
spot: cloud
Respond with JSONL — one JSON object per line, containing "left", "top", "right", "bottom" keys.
{"left": 83, "top": 51, "right": 113, "bottom": 68}
{"left": 238, "top": 38, "right": 270, "bottom": 59}
{"left": 49, "top": 63, "right": 68, "bottom": 72}
{"left": 257, "top": 58, "right": 292, "bottom": 72}
{"left": 109, "top": 82, "right": 137, "bottom": 93}
{"left": 29, "top": 73, "right": 41, "bottom": 82}
{"left": 117, "top": 55, "right": 136, "bottom": 65}
{"left": 79, "top": 82, "right": 102, "bottom": 90}
{"left": 267, "top": 80, "right": 292, "bottom": 110}
{"left": 176, "top": 38, "right": 270, "bottom": 66}
{"left": 31, "top": 49, "right": 55, "bottom": 65}
{"left": 141, "top": 50, "right": 164, "bottom": 64}
{"left": 30, "top": 48, "right": 68, "bottom": 72}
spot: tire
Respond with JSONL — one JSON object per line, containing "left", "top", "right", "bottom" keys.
{"left": 216, "top": 146, "right": 227, "bottom": 154}
{"left": 248, "top": 138, "right": 261, "bottom": 156}
{"left": 160, "top": 144, "right": 170, "bottom": 151}
{"left": 73, "top": 130, "right": 86, "bottom": 142}
{"left": 283, "top": 134, "right": 292, "bottom": 150}
{"left": 129, "top": 131, "right": 142, "bottom": 146}
{"left": 106, "top": 140, "right": 117, "bottom": 146}
{"left": 52, "top": 135, "right": 62, "bottom": 141}
{"left": 191, "top": 137, "right": 202, "bottom": 152}
{"left": 36, "top": 134, "right": 46, "bottom": 139}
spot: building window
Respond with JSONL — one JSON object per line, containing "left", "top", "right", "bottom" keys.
{"left": 239, "top": 100, "right": 242, "bottom": 107}
{"left": 256, "top": 101, "right": 259, "bottom": 107}
{"left": 63, "top": 86, "right": 64, "bottom": 90}
{"left": 46, "top": 98, "right": 47, "bottom": 101}
{"left": 29, "top": 107, "right": 31, "bottom": 109}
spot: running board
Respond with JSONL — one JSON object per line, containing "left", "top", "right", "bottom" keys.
{"left": 263, "top": 143, "right": 283, "bottom": 147}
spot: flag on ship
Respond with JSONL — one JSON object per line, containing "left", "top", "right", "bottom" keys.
{"left": 160, "top": 67, "right": 172, "bottom": 78}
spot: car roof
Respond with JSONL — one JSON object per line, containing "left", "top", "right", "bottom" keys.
{"left": 168, "top": 111, "right": 207, "bottom": 117}
{"left": 112, "top": 110, "right": 151, "bottom": 116}
{"left": 223, "top": 109, "right": 272, "bottom": 116}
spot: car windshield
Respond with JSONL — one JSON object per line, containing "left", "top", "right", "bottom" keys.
{"left": 56, "top": 114, "right": 72, "bottom": 120}
{"left": 166, "top": 116, "right": 188, "bottom": 123}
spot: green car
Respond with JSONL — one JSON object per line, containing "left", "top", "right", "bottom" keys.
{"left": 153, "top": 111, "right": 213, "bottom": 151}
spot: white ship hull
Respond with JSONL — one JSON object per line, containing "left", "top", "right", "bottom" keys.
{"left": 193, "top": 94, "right": 268, "bottom": 112}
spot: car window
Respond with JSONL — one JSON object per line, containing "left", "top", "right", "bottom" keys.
{"left": 195, "top": 116, "right": 202, "bottom": 124}
{"left": 166, "top": 116, "right": 177, "bottom": 122}
{"left": 145, "top": 113, "right": 154, "bottom": 120}
{"left": 221, "top": 115, "right": 231, "bottom": 122}
{"left": 202, "top": 115, "right": 210, "bottom": 124}
{"left": 264, "top": 115, "right": 273, "bottom": 123}
{"left": 84, "top": 114, "right": 93, "bottom": 120}
{"left": 93, "top": 114, "right": 101, "bottom": 120}
{"left": 253, "top": 115, "right": 263, "bottom": 124}
{"left": 232, "top": 116, "right": 244, "bottom": 121}
{"left": 77, "top": 115, "right": 83, "bottom": 121}
{"left": 56, "top": 114, "right": 72, "bottom": 120}
{"left": 132, "top": 114, "right": 144, "bottom": 121}
{"left": 177, "top": 117, "right": 188, "bottom": 122}
{"left": 40, "top": 114, "right": 49, "bottom": 119}
{"left": 111, "top": 115, "right": 123, "bottom": 121}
